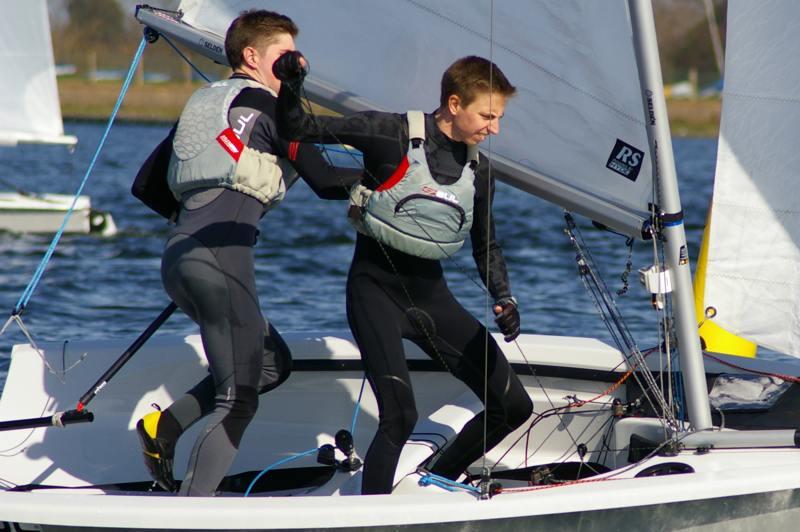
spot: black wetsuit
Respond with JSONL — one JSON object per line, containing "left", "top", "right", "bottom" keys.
{"left": 277, "top": 83, "right": 534, "bottom": 494}
{"left": 159, "top": 74, "right": 359, "bottom": 496}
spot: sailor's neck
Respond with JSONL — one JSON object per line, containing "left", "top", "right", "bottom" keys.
{"left": 433, "top": 108, "right": 465, "bottom": 147}
{"left": 231, "top": 69, "right": 279, "bottom": 93}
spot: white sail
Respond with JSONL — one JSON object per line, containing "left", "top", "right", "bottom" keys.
{"left": 0, "top": 0, "right": 76, "bottom": 146}
{"left": 704, "top": 0, "right": 800, "bottom": 356}
{"left": 146, "top": 0, "right": 657, "bottom": 238}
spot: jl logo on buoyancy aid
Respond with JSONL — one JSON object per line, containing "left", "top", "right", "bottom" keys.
{"left": 349, "top": 111, "right": 479, "bottom": 260}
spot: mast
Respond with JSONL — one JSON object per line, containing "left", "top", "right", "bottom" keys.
{"left": 627, "top": 0, "right": 712, "bottom": 430}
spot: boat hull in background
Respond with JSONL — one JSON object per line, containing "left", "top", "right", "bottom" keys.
{"left": 0, "top": 192, "right": 116, "bottom": 236}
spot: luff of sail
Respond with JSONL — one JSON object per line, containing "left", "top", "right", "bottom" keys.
{"left": 0, "top": 0, "right": 76, "bottom": 147}
{"left": 694, "top": 210, "right": 757, "bottom": 358}
{"left": 704, "top": 0, "right": 800, "bottom": 357}
{"left": 140, "top": 1, "right": 657, "bottom": 239}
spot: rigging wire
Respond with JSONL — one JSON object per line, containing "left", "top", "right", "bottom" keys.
{"left": 564, "top": 213, "right": 677, "bottom": 430}
{"left": 481, "top": 0, "right": 496, "bottom": 483}
{"left": 159, "top": 33, "right": 212, "bottom": 83}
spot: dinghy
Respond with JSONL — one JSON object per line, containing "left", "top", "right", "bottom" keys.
{"left": 1, "top": 1, "right": 800, "bottom": 530}
{"left": 0, "top": 1, "right": 115, "bottom": 236}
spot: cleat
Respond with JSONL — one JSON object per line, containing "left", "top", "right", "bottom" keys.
{"left": 135, "top": 410, "right": 177, "bottom": 492}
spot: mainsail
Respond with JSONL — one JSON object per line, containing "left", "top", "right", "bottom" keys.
{"left": 704, "top": 0, "right": 800, "bottom": 356}
{"left": 0, "top": 0, "right": 76, "bottom": 146}
{"left": 139, "top": 1, "right": 657, "bottom": 238}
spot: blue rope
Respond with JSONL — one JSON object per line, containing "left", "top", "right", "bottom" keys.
{"left": 418, "top": 471, "right": 480, "bottom": 494}
{"left": 13, "top": 37, "right": 148, "bottom": 315}
{"left": 243, "top": 447, "right": 319, "bottom": 497}
{"left": 350, "top": 374, "right": 366, "bottom": 435}
{"left": 244, "top": 373, "right": 364, "bottom": 498}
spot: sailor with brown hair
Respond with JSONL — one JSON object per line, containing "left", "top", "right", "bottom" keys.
{"left": 134, "top": 9, "right": 360, "bottom": 496}
{"left": 274, "top": 52, "right": 533, "bottom": 494}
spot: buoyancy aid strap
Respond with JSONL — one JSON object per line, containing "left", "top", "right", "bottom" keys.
{"left": 466, "top": 144, "right": 479, "bottom": 169}
{"left": 407, "top": 110, "right": 425, "bottom": 148}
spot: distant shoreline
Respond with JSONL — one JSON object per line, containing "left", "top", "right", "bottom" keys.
{"left": 58, "top": 79, "right": 722, "bottom": 137}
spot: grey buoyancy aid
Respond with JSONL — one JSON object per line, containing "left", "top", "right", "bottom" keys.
{"left": 349, "top": 111, "right": 479, "bottom": 260}
{"left": 168, "top": 78, "right": 296, "bottom": 208}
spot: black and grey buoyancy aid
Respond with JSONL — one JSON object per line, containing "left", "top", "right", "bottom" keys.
{"left": 168, "top": 78, "right": 295, "bottom": 208}
{"left": 349, "top": 111, "right": 479, "bottom": 260}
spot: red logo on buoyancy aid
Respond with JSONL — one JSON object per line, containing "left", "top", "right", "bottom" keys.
{"left": 421, "top": 185, "right": 460, "bottom": 204}
{"left": 216, "top": 128, "right": 244, "bottom": 161}
{"left": 376, "top": 156, "right": 410, "bottom": 192}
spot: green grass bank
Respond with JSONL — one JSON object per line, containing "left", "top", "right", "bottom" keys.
{"left": 58, "top": 79, "right": 721, "bottom": 137}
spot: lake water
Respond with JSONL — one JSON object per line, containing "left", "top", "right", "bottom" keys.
{"left": 0, "top": 121, "right": 745, "bottom": 382}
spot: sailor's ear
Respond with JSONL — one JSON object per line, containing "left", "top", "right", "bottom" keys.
{"left": 242, "top": 45, "right": 259, "bottom": 69}
{"left": 447, "top": 94, "right": 462, "bottom": 115}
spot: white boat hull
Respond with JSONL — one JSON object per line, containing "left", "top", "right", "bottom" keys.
{"left": 0, "top": 192, "right": 116, "bottom": 236}
{"left": 1, "top": 332, "right": 800, "bottom": 530}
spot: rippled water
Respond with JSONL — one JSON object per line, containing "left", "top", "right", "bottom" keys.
{"left": 0, "top": 121, "right": 727, "bottom": 382}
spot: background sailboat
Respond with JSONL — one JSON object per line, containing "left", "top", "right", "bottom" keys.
{"left": 702, "top": 1, "right": 800, "bottom": 358}
{"left": 0, "top": 0, "right": 115, "bottom": 235}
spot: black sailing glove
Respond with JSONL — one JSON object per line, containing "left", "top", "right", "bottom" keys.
{"left": 494, "top": 296, "right": 520, "bottom": 342}
{"left": 272, "top": 50, "right": 308, "bottom": 83}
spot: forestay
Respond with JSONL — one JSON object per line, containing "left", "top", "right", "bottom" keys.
{"left": 157, "top": 1, "right": 656, "bottom": 238}
{"left": 704, "top": 0, "right": 800, "bottom": 357}
{"left": 0, "top": 0, "right": 76, "bottom": 146}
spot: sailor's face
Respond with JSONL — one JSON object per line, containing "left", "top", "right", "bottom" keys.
{"left": 254, "top": 32, "right": 296, "bottom": 92}
{"left": 451, "top": 92, "right": 506, "bottom": 145}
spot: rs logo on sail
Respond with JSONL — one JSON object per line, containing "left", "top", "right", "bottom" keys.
{"left": 606, "top": 139, "right": 644, "bottom": 182}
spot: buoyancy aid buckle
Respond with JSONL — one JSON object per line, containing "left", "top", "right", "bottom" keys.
{"left": 348, "top": 184, "right": 372, "bottom": 228}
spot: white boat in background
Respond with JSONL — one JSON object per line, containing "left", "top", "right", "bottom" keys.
{"left": 2, "top": 1, "right": 800, "bottom": 530}
{"left": 0, "top": 0, "right": 115, "bottom": 236}
{"left": 0, "top": 193, "right": 116, "bottom": 236}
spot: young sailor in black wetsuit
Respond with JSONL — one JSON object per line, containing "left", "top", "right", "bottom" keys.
{"left": 134, "top": 11, "right": 360, "bottom": 496}
{"left": 274, "top": 53, "right": 534, "bottom": 495}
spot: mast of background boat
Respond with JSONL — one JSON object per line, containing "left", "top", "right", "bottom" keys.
{"left": 627, "top": 0, "right": 712, "bottom": 430}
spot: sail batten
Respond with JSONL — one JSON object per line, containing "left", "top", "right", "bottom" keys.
{"left": 704, "top": 0, "right": 800, "bottom": 357}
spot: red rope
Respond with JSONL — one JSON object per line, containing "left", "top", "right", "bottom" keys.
{"left": 703, "top": 352, "right": 800, "bottom": 384}
{"left": 498, "top": 474, "right": 621, "bottom": 494}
